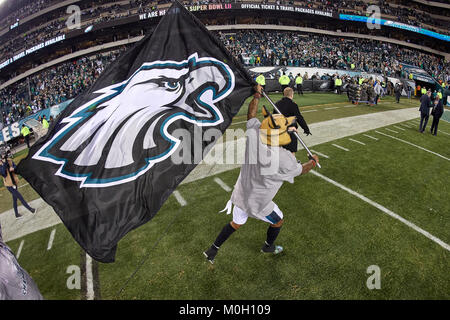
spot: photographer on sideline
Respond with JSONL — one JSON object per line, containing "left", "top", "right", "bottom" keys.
{"left": 0, "top": 149, "right": 36, "bottom": 219}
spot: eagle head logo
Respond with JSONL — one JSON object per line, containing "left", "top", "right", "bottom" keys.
{"left": 33, "top": 53, "right": 235, "bottom": 187}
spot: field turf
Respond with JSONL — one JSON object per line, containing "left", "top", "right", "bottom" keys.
{"left": 2, "top": 93, "right": 449, "bottom": 300}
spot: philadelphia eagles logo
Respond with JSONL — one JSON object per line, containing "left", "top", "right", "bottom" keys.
{"left": 33, "top": 53, "right": 235, "bottom": 188}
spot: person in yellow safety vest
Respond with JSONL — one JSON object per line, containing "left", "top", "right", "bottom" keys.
{"left": 421, "top": 87, "right": 427, "bottom": 96}
{"left": 351, "top": 63, "right": 355, "bottom": 70}
{"left": 409, "top": 73, "right": 413, "bottom": 80}
{"left": 21, "top": 125, "right": 31, "bottom": 148}
{"left": 279, "top": 72, "right": 290, "bottom": 92}
{"left": 42, "top": 115, "right": 49, "bottom": 129}
{"left": 295, "top": 73, "right": 303, "bottom": 95}
{"left": 437, "top": 91, "right": 442, "bottom": 100}
{"left": 256, "top": 74, "right": 266, "bottom": 90}
{"left": 334, "top": 76, "right": 342, "bottom": 94}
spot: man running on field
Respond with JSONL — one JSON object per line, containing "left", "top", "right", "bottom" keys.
{"left": 203, "top": 85, "right": 319, "bottom": 264}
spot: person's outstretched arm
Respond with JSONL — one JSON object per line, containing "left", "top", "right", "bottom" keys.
{"left": 247, "top": 84, "right": 262, "bottom": 120}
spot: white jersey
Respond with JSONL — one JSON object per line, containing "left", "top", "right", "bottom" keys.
{"left": 230, "top": 118, "right": 302, "bottom": 220}
{"left": 0, "top": 224, "right": 43, "bottom": 300}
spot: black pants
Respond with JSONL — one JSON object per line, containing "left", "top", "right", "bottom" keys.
{"left": 282, "top": 132, "right": 298, "bottom": 153}
{"left": 296, "top": 84, "right": 303, "bottom": 95}
{"left": 430, "top": 116, "right": 441, "bottom": 135}
{"left": 419, "top": 113, "right": 429, "bottom": 132}
{"left": 24, "top": 135, "right": 30, "bottom": 148}
{"left": 281, "top": 85, "right": 288, "bottom": 92}
{"left": 7, "top": 186, "right": 34, "bottom": 217}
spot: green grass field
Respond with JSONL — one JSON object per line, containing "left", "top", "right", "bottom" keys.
{"left": 2, "top": 93, "right": 449, "bottom": 300}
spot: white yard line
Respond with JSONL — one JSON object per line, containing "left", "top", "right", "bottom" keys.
{"left": 375, "top": 131, "right": 450, "bottom": 161}
{"left": 310, "top": 149, "right": 330, "bottom": 159}
{"left": 310, "top": 171, "right": 450, "bottom": 252}
{"left": 325, "top": 107, "right": 340, "bottom": 110}
{"left": 393, "top": 125, "right": 405, "bottom": 131}
{"left": 344, "top": 105, "right": 355, "bottom": 108}
{"left": 332, "top": 144, "right": 350, "bottom": 152}
{"left": 400, "top": 123, "right": 411, "bottom": 128}
{"left": 16, "top": 240, "right": 24, "bottom": 259}
{"left": 85, "top": 254, "right": 95, "bottom": 300}
{"left": 385, "top": 128, "right": 399, "bottom": 134}
{"left": 229, "top": 120, "right": 247, "bottom": 126}
{"left": 18, "top": 183, "right": 29, "bottom": 189}
{"left": 302, "top": 109, "right": 318, "bottom": 113}
{"left": 438, "top": 130, "right": 450, "bottom": 136}
{"left": 363, "top": 134, "right": 378, "bottom": 141}
{"left": 214, "top": 177, "right": 232, "bottom": 192}
{"left": 348, "top": 138, "right": 366, "bottom": 145}
{"left": 47, "top": 229, "right": 56, "bottom": 251}
{"left": 173, "top": 190, "right": 187, "bottom": 206}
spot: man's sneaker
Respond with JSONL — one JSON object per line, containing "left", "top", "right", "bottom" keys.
{"left": 30, "top": 208, "right": 37, "bottom": 215}
{"left": 261, "top": 243, "right": 283, "bottom": 255}
{"left": 203, "top": 246, "right": 218, "bottom": 265}
{"left": 15, "top": 215, "right": 24, "bottom": 220}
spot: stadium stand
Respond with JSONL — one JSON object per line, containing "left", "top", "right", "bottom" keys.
{"left": 0, "top": 0, "right": 448, "bottom": 128}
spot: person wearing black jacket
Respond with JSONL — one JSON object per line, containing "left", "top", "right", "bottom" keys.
{"left": 430, "top": 96, "right": 444, "bottom": 136}
{"left": 274, "top": 87, "right": 311, "bottom": 153}
{"left": 419, "top": 90, "right": 433, "bottom": 133}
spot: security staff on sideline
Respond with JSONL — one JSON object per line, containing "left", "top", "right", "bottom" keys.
{"left": 295, "top": 73, "right": 303, "bottom": 95}
{"left": 430, "top": 96, "right": 444, "bottom": 136}
{"left": 42, "top": 116, "right": 49, "bottom": 129}
{"left": 256, "top": 74, "right": 266, "bottom": 91}
{"left": 274, "top": 87, "right": 311, "bottom": 154}
{"left": 419, "top": 90, "right": 433, "bottom": 133}
{"left": 335, "top": 76, "right": 342, "bottom": 94}
{"left": 279, "top": 72, "right": 290, "bottom": 92}
{"left": 20, "top": 125, "right": 31, "bottom": 149}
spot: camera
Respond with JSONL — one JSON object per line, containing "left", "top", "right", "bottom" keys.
{"left": 0, "top": 146, "right": 12, "bottom": 162}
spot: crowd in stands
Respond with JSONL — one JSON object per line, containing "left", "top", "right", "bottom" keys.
{"left": 0, "top": 48, "right": 126, "bottom": 127}
{"left": 0, "top": 30, "right": 448, "bottom": 127}
{"left": 219, "top": 31, "right": 450, "bottom": 82}
{"left": 0, "top": 0, "right": 448, "bottom": 66}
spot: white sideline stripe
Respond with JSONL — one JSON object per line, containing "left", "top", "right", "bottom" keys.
{"left": 400, "top": 123, "right": 411, "bottom": 128}
{"left": 214, "top": 177, "right": 232, "bottom": 192}
{"left": 385, "top": 128, "right": 399, "bottom": 134}
{"left": 325, "top": 107, "right": 340, "bottom": 110}
{"left": 230, "top": 120, "right": 247, "bottom": 126}
{"left": 375, "top": 131, "right": 450, "bottom": 161}
{"left": 16, "top": 240, "right": 24, "bottom": 259}
{"left": 332, "top": 144, "right": 349, "bottom": 151}
{"left": 310, "top": 171, "right": 450, "bottom": 252}
{"left": 438, "top": 130, "right": 450, "bottom": 136}
{"left": 173, "top": 190, "right": 187, "bottom": 206}
{"left": 85, "top": 254, "right": 95, "bottom": 300}
{"left": 302, "top": 109, "right": 318, "bottom": 113}
{"left": 348, "top": 138, "right": 366, "bottom": 145}
{"left": 18, "top": 183, "right": 29, "bottom": 189}
{"left": 393, "top": 125, "right": 405, "bottom": 131}
{"left": 363, "top": 134, "right": 378, "bottom": 141}
{"left": 310, "top": 149, "right": 329, "bottom": 159}
{"left": 47, "top": 229, "right": 56, "bottom": 251}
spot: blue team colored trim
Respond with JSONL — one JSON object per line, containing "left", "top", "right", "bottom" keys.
{"left": 339, "top": 14, "right": 450, "bottom": 42}
{"left": 265, "top": 210, "right": 281, "bottom": 224}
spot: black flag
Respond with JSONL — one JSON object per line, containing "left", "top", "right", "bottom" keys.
{"left": 18, "top": 0, "right": 254, "bottom": 262}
